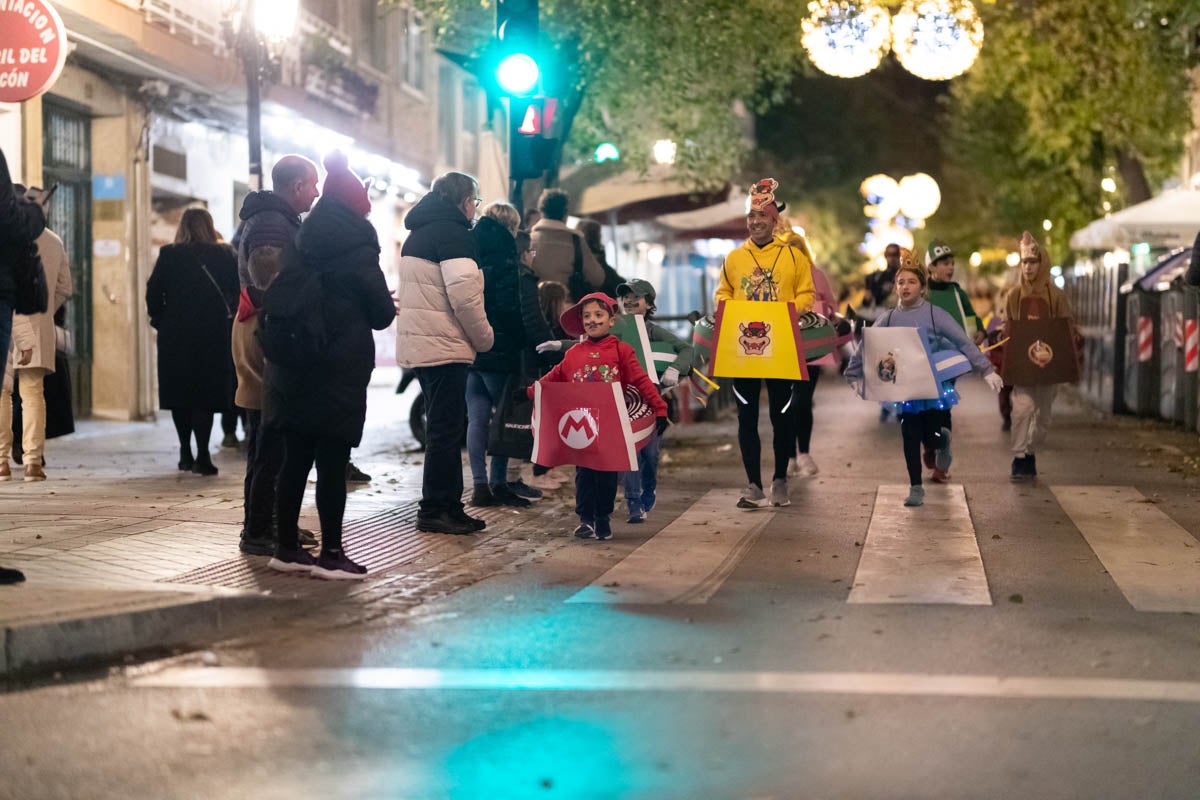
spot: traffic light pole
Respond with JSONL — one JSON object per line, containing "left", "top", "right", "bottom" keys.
{"left": 509, "top": 177, "right": 524, "bottom": 209}
{"left": 238, "top": 0, "right": 264, "bottom": 192}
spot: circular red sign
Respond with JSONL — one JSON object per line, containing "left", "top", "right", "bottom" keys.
{"left": 0, "top": 0, "right": 68, "bottom": 103}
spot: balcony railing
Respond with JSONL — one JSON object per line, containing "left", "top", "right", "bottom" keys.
{"left": 140, "top": 0, "right": 228, "bottom": 55}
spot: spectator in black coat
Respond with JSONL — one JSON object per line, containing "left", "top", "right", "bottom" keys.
{"left": 0, "top": 146, "right": 45, "bottom": 586}
{"left": 265, "top": 152, "right": 394, "bottom": 580}
{"left": 466, "top": 204, "right": 554, "bottom": 509}
{"left": 146, "top": 208, "right": 239, "bottom": 476}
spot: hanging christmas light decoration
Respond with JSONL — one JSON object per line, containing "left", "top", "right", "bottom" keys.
{"left": 890, "top": 0, "right": 984, "bottom": 81}
{"left": 801, "top": 0, "right": 892, "bottom": 79}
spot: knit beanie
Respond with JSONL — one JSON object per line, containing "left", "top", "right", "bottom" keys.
{"left": 321, "top": 151, "right": 371, "bottom": 217}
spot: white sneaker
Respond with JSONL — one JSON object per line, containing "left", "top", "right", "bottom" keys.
{"left": 737, "top": 483, "right": 766, "bottom": 510}
{"left": 796, "top": 453, "right": 818, "bottom": 477}
{"left": 787, "top": 457, "right": 799, "bottom": 476}
{"left": 770, "top": 478, "right": 790, "bottom": 507}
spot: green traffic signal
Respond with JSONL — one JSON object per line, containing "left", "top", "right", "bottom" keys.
{"left": 496, "top": 52, "right": 540, "bottom": 96}
{"left": 594, "top": 142, "right": 620, "bottom": 163}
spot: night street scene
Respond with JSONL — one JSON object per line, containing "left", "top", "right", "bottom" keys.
{"left": 3, "top": 0, "right": 1200, "bottom": 797}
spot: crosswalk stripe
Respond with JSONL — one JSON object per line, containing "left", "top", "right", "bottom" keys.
{"left": 565, "top": 489, "right": 774, "bottom": 605}
{"left": 133, "top": 667, "right": 1200, "bottom": 703}
{"left": 1051, "top": 485, "right": 1200, "bottom": 613}
{"left": 849, "top": 484, "right": 991, "bottom": 606}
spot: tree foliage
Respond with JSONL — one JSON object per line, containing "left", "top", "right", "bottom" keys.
{"left": 413, "top": 0, "right": 805, "bottom": 187}
{"left": 942, "top": 0, "right": 1198, "bottom": 256}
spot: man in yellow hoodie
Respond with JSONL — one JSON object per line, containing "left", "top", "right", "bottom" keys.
{"left": 715, "top": 178, "right": 815, "bottom": 510}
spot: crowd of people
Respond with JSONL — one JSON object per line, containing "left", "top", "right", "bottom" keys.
{"left": 0, "top": 140, "right": 1077, "bottom": 584}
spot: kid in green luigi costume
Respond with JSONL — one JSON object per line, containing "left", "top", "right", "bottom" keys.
{"left": 923, "top": 240, "right": 984, "bottom": 483}
{"left": 926, "top": 240, "right": 984, "bottom": 343}
{"left": 615, "top": 278, "right": 696, "bottom": 523}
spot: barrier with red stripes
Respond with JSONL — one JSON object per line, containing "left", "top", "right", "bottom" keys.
{"left": 1138, "top": 316, "right": 1154, "bottom": 363}
{"left": 1186, "top": 319, "right": 1199, "bottom": 373}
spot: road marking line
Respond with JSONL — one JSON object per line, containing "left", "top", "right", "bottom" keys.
{"left": 849, "top": 484, "right": 991, "bottom": 606}
{"left": 1051, "top": 485, "right": 1200, "bottom": 613}
{"left": 565, "top": 489, "right": 774, "bottom": 605}
{"left": 132, "top": 667, "right": 1200, "bottom": 704}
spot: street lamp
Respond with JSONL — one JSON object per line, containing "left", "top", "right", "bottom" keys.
{"left": 231, "top": 0, "right": 299, "bottom": 190}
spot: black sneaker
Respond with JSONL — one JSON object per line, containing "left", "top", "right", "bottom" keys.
{"left": 450, "top": 508, "right": 488, "bottom": 531}
{"left": 221, "top": 433, "right": 240, "bottom": 449}
{"left": 595, "top": 517, "right": 612, "bottom": 541}
{"left": 1011, "top": 456, "right": 1031, "bottom": 483}
{"left": 345, "top": 462, "right": 372, "bottom": 483}
{"left": 191, "top": 460, "right": 218, "bottom": 477}
{"left": 489, "top": 484, "right": 531, "bottom": 508}
{"left": 312, "top": 549, "right": 367, "bottom": 581}
{"left": 573, "top": 522, "right": 596, "bottom": 539}
{"left": 178, "top": 453, "right": 194, "bottom": 471}
{"left": 507, "top": 480, "right": 543, "bottom": 500}
{"left": 298, "top": 528, "right": 319, "bottom": 548}
{"left": 268, "top": 545, "right": 316, "bottom": 574}
{"left": 417, "top": 512, "right": 477, "bottom": 535}
{"left": 627, "top": 506, "right": 645, "bottom": 524}
{"left": 1026, "top": 454, "right": 1037, "bottom": 478}
{"left": 239, "top": 531, "right": 275, "bottom": 556}
{"left": 0, "top": 565, "right": 25, "bottom": 585}
{"left": 470, "top": 484, "right": 499, "bottom": 507}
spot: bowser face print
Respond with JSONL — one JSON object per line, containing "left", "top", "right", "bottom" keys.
{"left": 739, "top": 321, "right": 772, "bottom": 356}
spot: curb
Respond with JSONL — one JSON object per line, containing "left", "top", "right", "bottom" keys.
{"left": 1, "top": 593, "right": 287, "bottom": 678}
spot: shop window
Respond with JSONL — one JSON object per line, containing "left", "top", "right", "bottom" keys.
{"left": 359, "top": 0, "right": 389, "bottom": 73}
{"left": 403, "top": 8, "right": 427, "bottom": 92}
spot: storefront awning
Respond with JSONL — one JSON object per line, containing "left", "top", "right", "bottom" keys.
{"left": 568, "top": 164, "right": 729, "bottom": 224}
{"left": 657, "top": 191, "right": 748, "bottom": 240}
{"left": 1070, "top": 190, "right": 1200, "bottom": 251}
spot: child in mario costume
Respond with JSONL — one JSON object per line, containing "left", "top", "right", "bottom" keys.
{"left": 530, "top": 293, "right": 668, "bottom": 541}
{"left": 715, "top": 178, "right": 815, "bottom": 511}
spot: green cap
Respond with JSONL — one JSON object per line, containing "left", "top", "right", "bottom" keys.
{"left": 616, "top": 278, "right": 656, "bottom": 305}
{"left": 926, "top": 240, "right": 954, "bottom": 267}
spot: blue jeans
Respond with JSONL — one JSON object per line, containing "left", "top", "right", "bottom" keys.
{"left": 465, "top": 370, "right": 509, "bottom": 487}
{"left": 0, "top": 300, "right": 13, "bottom": 376}
{"left": 623, "top": 429, "right": 660, "bottom": 514}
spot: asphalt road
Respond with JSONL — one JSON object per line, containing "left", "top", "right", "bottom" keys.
{"left": 5, "top": 377, "right": 1200, "bottom": 800}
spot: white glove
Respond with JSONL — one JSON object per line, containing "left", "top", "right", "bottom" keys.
{"left": 984, "top": 372, "right": 1005, "bottom": 393}
{"left": 849, "top": 380, "right": 865, "bottom": 397}
{"left": 659, "top": 366, "right": 680, "bottom": 387}
{"left": 535, "top": 340, "right": 563, "bottom": 354}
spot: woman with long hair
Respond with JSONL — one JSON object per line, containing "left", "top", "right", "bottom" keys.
{"left": 146, "top": 208, "right": 239, "bottom": 475}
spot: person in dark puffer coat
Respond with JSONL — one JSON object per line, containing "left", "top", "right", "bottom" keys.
{"left": 264, "top": 151, "right": 395, "bottom": 581}
{"left": 466, "top": 203, "right": 554, "bottom": 509}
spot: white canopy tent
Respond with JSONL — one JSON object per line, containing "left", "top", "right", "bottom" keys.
{"left": 1070, "top": 189, "right": 1200, "bottom": 251}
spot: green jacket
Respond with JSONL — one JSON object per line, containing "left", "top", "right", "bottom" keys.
{"left": 928, "top": 279, "right": 980, "bottom": 335}
{"left": 646, "top": 319, "right": 696, "bottom": 377}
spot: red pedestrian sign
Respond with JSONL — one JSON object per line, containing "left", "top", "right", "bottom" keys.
{"left": 0, "top": 0, "right": 68, "bottom": 103}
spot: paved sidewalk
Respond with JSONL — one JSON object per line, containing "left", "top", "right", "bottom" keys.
{"left": 0, "top": 368, "right": 521, "bottom": 675}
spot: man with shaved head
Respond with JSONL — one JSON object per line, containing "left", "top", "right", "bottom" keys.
{"left": 232, "top": 154, "right": 320, "bottom": 556}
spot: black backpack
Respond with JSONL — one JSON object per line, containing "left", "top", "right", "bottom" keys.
{"left": 257, "top": 243, "right": 328, "bottom": 367}
{"left": 13, "top": 241, "right": 48, "bottom": 316}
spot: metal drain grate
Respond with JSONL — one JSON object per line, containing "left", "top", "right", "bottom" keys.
{"left": 162, "top": 495, "right": 526, "bottom": 591}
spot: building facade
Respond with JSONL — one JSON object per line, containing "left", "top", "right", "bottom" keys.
{"left": 0, "top": 0, "right": 506, "bottom": 419}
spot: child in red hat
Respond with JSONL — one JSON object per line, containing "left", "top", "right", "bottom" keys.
{"left": 530, "top": 292, "right": 668, "bottom": 540}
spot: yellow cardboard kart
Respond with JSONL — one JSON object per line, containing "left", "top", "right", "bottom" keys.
{"left": 709, "top": 300, "right": 810, "bottom": 381}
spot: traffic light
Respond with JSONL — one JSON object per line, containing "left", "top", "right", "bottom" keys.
{"left": 495, "top": 0, "right": 540, "bottom": 96}
{"left": 510, "top": 96, "right": 556, "bottom": 180}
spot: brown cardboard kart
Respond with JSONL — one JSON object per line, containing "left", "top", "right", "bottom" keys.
{"left": 1001, "top": 317, "right": 1080, "bottom": 386}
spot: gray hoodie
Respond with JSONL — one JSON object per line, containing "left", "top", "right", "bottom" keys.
{"left": 845, "top": 299, "right": 995, "bottom": 383}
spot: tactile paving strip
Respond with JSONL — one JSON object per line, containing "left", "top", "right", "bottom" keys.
{"left": 161, "top": 496, "right": 526, "bottom": 591}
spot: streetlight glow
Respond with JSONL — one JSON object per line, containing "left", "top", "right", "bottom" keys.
{"left": 253, "top": 0, "right": 298, "bottom": 41}
{"left": 969, "top": 251, "right": 982, "bottom": 267}
{"left": 801, "top": 0, "right": 892, "bottom": 78}
{"left": 1006, "top": 252, "right": 1020, "bottom": 267}
{"left": 897, "top": 172, "right": 941, "bottom": 221}
{"left": 891, "top": 0, "right": 984, "bottom": 81}
{"left": 653, "top": 139, "right": 677, "bottom": 165}
{"left": 1101, "top": 177, "right": 1117, "bottom": 193}
{"left": 1042, "top": 219, "right": 1053, "bottom": 231}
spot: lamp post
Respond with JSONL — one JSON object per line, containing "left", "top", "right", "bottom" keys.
{"left": 232, "top": 0, "right": 298, "bottom": 190}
